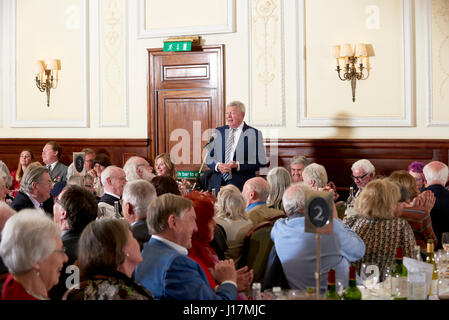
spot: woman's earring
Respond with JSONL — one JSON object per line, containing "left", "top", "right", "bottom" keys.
{"left": 125, "top": 253, "right": 129, "bottom": 257}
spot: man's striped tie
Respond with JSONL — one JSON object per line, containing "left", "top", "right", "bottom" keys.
{"left": 222, "top": 128, "right": 235, "bottom": 181}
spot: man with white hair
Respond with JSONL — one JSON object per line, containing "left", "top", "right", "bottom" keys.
{"left": 351, "top": 159, "right": 376, "bottom": 197}
{"left": 122, "top": 180, "right": 157, "bottom": 250}
{"left": 242, "top": 177, "right": 284, "bottom": 226}
{"left": 270, "top": 183, "right": 365, "bottom": 292}
{"left": 123, "top": 156, "right": 156, "bottom": 182}
{"left": 98, "top": 166, "right": 127, "bottom": 218}
{"left": 423, "top": 161, "right": 449, "bottom": 250}
{"left": 302, "top": 163, "right": 328, "bottom": 189}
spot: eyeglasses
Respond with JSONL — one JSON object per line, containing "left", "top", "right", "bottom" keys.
{"left": 351, "top": 172, "right": 370, "bottom": 181}
{"left": 54, "top": 248, "right": 66, "bottom": 255}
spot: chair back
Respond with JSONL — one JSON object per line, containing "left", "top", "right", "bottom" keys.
{"left": 237, "top": 221, "right": 274, "bottom": 284}
{"left": 262, "top": 246, "right": 290, "bottom": 290}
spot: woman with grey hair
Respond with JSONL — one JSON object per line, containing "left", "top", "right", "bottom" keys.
{"left": 266, "top": 166, "right": 291, "bottom": 211}
{"left": 214, "top": 185, "right": 253, "bottom": 265}
{"left": 0, "top": 209, "right": 68, "bottom": 299}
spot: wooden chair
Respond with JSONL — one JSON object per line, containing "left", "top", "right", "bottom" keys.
{"left": 237, "top": 221, "right": 275, "bottom": 284}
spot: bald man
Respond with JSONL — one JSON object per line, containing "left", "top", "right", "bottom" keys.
{"left": 242, "top": 177, "right": 284, "bottom": 226}
{"left": 423, "top": 161, "right": 449, "bottom": 250}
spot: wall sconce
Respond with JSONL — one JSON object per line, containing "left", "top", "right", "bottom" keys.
{"left": 34, "top": 59, "right": 61, "bottom": 107}
{"left": 332, "top": 43, "right": 369, "bottom": 102}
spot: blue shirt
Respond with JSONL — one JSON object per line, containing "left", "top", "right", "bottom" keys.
{"left": 246, "top": 201, "right": 266, "bottom": 212}
{"left": 271, "top": 214, "right": 365, "bottom": 292}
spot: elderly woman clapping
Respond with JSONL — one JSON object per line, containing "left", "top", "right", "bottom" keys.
{"left": 0, "top": 209, "right": 68, "bottom": 300}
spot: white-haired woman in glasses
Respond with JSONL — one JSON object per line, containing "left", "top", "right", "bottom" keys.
{"left": 0, "top": 209, "right": 68, "bottom": 300}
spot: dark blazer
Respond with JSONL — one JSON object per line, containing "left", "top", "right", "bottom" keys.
{"left": 11, "top": 191, "right": 54, "bottom": 217}
{"left": 134, "top": 238, "right": 237, "bottom": 300}
{"left": 131, "top": 220, "right": 151, "bottom": 251}
{"left": 50, "top": 162, "right": 68, "bottom": 182}
{"left": 423, "top": 184, "right": 449, "bottom": 250}
{"left": 206, "top": 122, "right": 267, "bottom": 191}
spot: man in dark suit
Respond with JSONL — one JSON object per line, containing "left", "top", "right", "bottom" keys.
{"left": 98, "top": 165, "right": 127, "bottom": 218}
{"left": 423, "top": 161, "right": 449, "bottom": 250}
{"left": 11, "top": 165, "right": 54, "bottom": 216}
{"left": 49, "top": 184, "right": 98, "bottom": 299}
{"left": 134, "top": 193, "right": 238, "bottom": 300}
{"left": 206, "top": 101, "right": 267, "bottom": 192}
{"left": 42, "top": 141, "right": 68, "bottom": 183}
{"left": 122, "top": 179, "right": 157, "bottom": 250}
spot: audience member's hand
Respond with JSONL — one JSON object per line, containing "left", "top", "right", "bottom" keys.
{"left": 236, "top": 266, "right": 253, "bottom": 292}
{"left": 210, "top": 259, "right": 237, "bottom": 284}
{"left": 413, "top": 190, "right": 436, "bottom": 214}
{"left": 88, "top": 169, "right": 96, "bottom": 178}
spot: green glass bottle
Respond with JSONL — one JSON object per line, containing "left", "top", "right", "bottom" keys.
{"left": 426, "top": 239, "right": 439, "bottom": 297}
{"left": 326, "top": 269, "right": 341, "bottom": 300}
{"left": 391, "top": 247, "right": 408, "bottom": 300}
{"left": 343, "top": 264, "right": 362, "bottom": 300}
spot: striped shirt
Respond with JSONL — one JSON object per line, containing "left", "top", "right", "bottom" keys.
{"left": 400, "top": 205, "right": 438, "bottom": 250}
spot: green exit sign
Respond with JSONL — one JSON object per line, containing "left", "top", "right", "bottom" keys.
{"left": 163, "top": 41, "right": 192, "bottom": 52}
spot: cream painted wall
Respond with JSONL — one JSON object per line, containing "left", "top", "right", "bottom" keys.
{"left": 1, "top": 0, "right": 449, "bottom": 139}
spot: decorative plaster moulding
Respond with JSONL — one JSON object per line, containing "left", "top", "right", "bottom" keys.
{"left": 296, "top": 0, "right": 415, "bottom": 127}
{"left": 137, "top": 0, "right": 235, "bottom": 39}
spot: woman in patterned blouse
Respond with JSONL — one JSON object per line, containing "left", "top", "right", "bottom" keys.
{"left": 343, "top": 178, "right": 416, "bottom": 281}
{"left": 63, "top": 218, "right": 153, "bottom": 300}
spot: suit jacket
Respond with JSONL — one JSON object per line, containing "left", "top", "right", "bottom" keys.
{"left": 131, "top": 220, "right": 151, "bottom": 251}
{"left": 247, "top": 203, "right": 284, "bottom": 226}
{"left": 206, "top": 122, "right": 267, "bottom": 191}
{"left": 49, "top": 162, "right": 68, "bottom": 182}
{"left": 134, "top": 238, "right": 238, "bottom": 300}
{"left": 11, "top": 190, "right": 54, "bottom": 217}
{"left": 423, "top": 184, "right": 449, "bottom": 250}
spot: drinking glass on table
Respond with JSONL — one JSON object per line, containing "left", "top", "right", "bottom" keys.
{"left": 442, "top": 233, "right": 449, "bottom": 252}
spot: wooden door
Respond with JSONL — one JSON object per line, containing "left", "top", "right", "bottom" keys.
{"left": 148, "top": 45, "right": 225, "bottom": 173}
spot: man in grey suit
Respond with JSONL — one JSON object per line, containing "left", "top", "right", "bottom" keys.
{"left": 42, "top": 141, "right": 68, "bottom": 182}
{"left": 122, "top": 179, "right": 157, "bottom": 250}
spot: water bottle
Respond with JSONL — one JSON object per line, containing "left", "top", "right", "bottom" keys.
{"left": 408, "top": 267, "right": 427, "bottom": 300}
{"left": 252, "top": 282, "right": 261, "bottom": 300}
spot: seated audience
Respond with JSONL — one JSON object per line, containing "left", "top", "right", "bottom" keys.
{"left": 388, "top": 170, "right": 437, "bottom": 251}
{"left": 214, "top": 185, "right": 253, "bottom": 265}
{"left": 122, "top": 180, "right": 157, "bottom": 250}
{"left": 422, "top": 161, "right": 449, "bottom": 250}
{"left": 134, "top": 193, "right": 238, "bottom": 300}
{"left": 350, "top": 159, "right": 376, "bottom": 198}
{"left": 150, "top": 175, "right": 181, "bottom": 196}
{"left": 63, "top": 218, "right": 154, "bottom": 300}
{"left": 302, "top": 163, "right": 339, "bottom": 201}
{"left": 344, "top": 179, "right": 416, "bottom": 280}
{"left": 81, "top": 148, "right": 96, "bottom": 172}
{"left": 242, "top": 177, "right": 284, "bottom": 226}
{"left": 0, "top": 173, "right": 11, "bottom": 205}
{"left": 0, "top": 202, "right": 15, "bottom": 276}
{"left": 266, "top": 166, "right": 291, "bottom": 210}
{"left": 155, "top": 153, "right": 177, "bottom": 180}
{"left": 186, "top": 191, "right": 253, "bottom": 299}
{"left": 9, "top": 149, "right": 34, "bottom": 197}
{"left": 89, "top": 153, "right": 111, "bottom": 198}
{"left": 42, "top": 141, "right": 68, "bottom": 183}
{"left": 98, "top": 166, "right": 127, "bottom": 218}
{"left": 123, "top": 156, "right": 155, "bottom": 182}
{"left": 0, "top": 209, "right": 68, "bottom": 300}
{"left": 289, "top": 155, "right": 311, "bottom": 183}
{"left": 49, "top": 185, "right": 98, "bottom": 299}
{"left": 271, "top": 183, "right": 365, "bottom": 292}
{"left": 0, "top": 161, "right": 12, "bottom": 192}
{"left": 408, "top": 161, "right": 426, "bottom": 191}
{"left": 11, "top": 166, "right": 54, "bottom": 216}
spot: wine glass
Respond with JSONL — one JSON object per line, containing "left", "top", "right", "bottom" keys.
{"left": 442, "top": 233, "right": 449, "bottom": 253}
{"left": 361, "top": 262, "right": 379, "bottom": 290}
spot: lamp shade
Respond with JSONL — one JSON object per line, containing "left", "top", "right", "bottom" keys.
{"left": 355, "top": 43, "right": 367, "bottom": 57}
{"left": 332, "top": 45, "right": 340, "bottom": 58}
{"left": 47, "top": 59, "right": 61, "bottom": 70}
{"left": 34, "top": 60, "right": 45, "bottom": 74}
{"left": 340, "top": 43, "right": 354, "bottom": 57}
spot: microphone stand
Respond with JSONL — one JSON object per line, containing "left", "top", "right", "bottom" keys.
{"left": 192, "top": 140, "right": 214, "bottom": 191}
